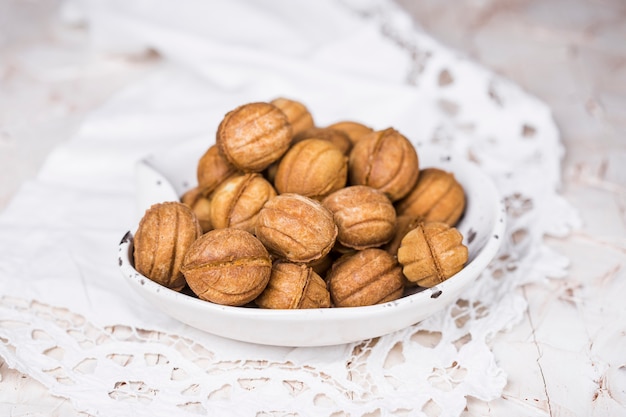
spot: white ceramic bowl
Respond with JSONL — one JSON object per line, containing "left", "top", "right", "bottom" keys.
{"left": 118, "top": 141, "right": 505, "bottom": 347}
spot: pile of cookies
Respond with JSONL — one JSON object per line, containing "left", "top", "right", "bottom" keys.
{"left": 133, "top": 98, "right": 468, "bottom": 309}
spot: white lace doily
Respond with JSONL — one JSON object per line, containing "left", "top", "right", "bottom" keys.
{"left": 0, "top": 1, "right": 579, "bottom": 416}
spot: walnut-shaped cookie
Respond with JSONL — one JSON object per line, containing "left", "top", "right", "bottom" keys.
{"left": 255, "top": 261, "right": 331, "bottom": 309}
{"left": 217, "top": 102, "right": 292, "bottom": 172}
{"left": 133, "top": 202, "right": 202, "bottom": 291}
{"left": 395, "top": 167, "right": 466, "bottom": 226}
{"left": 322, "top": 185, "right": 396, "bottom": 250}
{"left": 270, "top": 97, "right": 315, "bottom": 136}
{"left": 181, "top": 228, "right": 272, "bottom": 306}
{"left": 397, "top": 221, "right": 468, "bottom": 288}
{"left": 196, "top": 145, "right": 238, "bottom": 196}
{"left": 348, "top": 127, "right": 419, "bottom": 202}
{"left": 209, "top": 173, "right": 276, "bottom": 234}
{"left": 327, "top": 249, "right": 405, "bottom": 307}
{"left": 256, "top": 193, "right": 337, "bottom": 263}
{"left": 274, "top": 138, "right": 347, "bottom": 200}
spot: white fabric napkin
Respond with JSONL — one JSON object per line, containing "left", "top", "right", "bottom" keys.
{"left": 0, "top": 1, "right": 580, "bottom": 416}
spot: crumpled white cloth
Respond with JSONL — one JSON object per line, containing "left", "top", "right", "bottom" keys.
{"left": 0, "top": 0, "right": 580, "bottom": 416}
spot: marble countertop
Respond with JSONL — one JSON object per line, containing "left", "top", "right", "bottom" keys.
{"left": 1, "top": 0, "right": 624, "bottom": 415}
